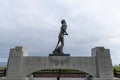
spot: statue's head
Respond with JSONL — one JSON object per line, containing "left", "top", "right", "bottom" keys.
{"left": 61, "top": 19, "right": 66, "bottom": 24}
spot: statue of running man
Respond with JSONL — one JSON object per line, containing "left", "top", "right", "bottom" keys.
{"left": 53, "top": 19, "right": 68, "bottom": 54}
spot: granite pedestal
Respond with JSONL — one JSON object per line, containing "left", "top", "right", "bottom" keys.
{"left": 0, "top": 46, "right": 118, "bottom": 80}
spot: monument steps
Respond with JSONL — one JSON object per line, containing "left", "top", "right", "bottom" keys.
{"left": 30, "top": 78, "right": 120, "bottom": 80}
{"left": 32, "top": 78, "right": 85, "bottom": 80}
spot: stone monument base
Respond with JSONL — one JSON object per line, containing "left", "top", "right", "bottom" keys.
{"left": 4, "top": 46, "right": 119, "bottom": 80}
{"left": 49, "top": 54, "right": 70, "bottom": 56}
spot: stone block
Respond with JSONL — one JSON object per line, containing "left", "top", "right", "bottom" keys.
{"left": 91, "top": 47, "right": 113, "bottom": 78}
{"left": 49, "top": 54, "right": 70, "bottom": 56}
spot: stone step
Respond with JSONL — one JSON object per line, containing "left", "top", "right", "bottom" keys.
{"left": 33, "top": 78, "right": 85, "bottom": 80}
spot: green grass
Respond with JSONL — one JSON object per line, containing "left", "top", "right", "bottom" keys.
{"left": 0, "top": 67, "right": 6, "bottom": 70}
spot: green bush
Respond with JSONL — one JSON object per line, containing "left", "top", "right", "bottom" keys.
{"left": 0, "top": 67, "right": 6, "bottom": 70}
{"left": 113, "top": 66, "right": 120, "bottom": 72}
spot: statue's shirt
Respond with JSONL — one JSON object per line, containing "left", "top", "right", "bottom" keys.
{"left": 59, "top": 24, "right": 67, "bottom": 38}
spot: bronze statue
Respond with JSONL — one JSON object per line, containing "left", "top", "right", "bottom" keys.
{"left": 53, "top": 19, "right": 68, "bottom": 54}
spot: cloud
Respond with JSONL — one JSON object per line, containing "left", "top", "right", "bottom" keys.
{"left": 0, "top": 58, "right": 7, "bottom": 62}
{"left": 0, "top": 0, "right": 120, "bottom": 65}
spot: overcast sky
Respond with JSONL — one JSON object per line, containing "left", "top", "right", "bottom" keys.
{"left": 0, "top": 0, "right": 120, "bottom": 65}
